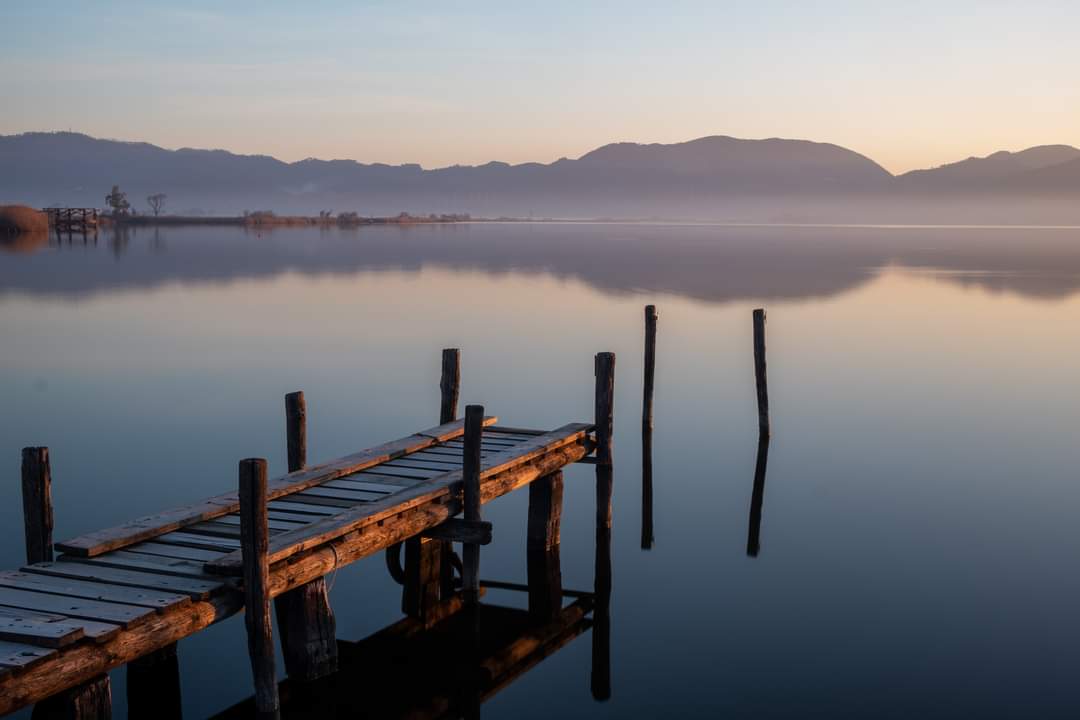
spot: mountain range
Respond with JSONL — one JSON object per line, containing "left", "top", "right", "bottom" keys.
{"left": 2, "top": 132, "right": 1078, "bottom": 223}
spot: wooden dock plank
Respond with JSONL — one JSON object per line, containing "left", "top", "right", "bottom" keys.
{"left": 266, "top": 500, "right": 339, "bottom": 517}
{"left": 156, "top": 531, "right": 243, "bottom": 551}
{"left": 23, "top": 562, "right": 224, "bottom": 601}
{"left": 0, "top": 617, "right": 84, "bottom": 649}
{"left": 0, "top": 587, "right": 152, "bottom": 628}
{"left": 207, "top": 423, "right": 592, "bottom": 574}
{"left": 0, "top": 607, "right": 119, "bottom": 644}
{"left": 319, "top": 478, "right": 398, "bottom": 493}
{"left": 0, "top": 572, "right": 189, "bottom": 612}
{"left": 54, "top": 416, "right": 497, "bottom": 558}
{"left": 298, "top": 486, "right": 386, "bottom": 503}
{"left": 128, "top": 543, "right": 227, "bottom": 563}
{"left": 0, "top": 640, "right": 56, "bottom": 673}
{"left": 62, "top": 553, "right": 226, "bottom": 582}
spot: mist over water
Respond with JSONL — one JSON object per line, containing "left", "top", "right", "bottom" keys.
{"left": 3, "top": 223, "right": 1080, "bottom": 718}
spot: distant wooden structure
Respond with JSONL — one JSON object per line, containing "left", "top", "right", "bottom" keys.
{"left": 0, "top": 349, "right": 614, "bottom": 718}
{"left": 43, "top": 208, "right": 99, "bottom": 234}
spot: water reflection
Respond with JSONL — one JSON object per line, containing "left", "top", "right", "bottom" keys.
{"left": 745, "top": 434, "right": 771, "bottom": 558}
{"left": 3, "top": 224, "right": 1080, "bottom": 303}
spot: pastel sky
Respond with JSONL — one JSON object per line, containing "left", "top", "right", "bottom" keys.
{"left": 3, "top": 1, "right": 1078, "bottom": 174}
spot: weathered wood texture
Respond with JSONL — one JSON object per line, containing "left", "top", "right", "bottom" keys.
{"left": 275, "top": 390, "right": 337, "bottom": 681}
{"left": 126, "top": 644, "right": 181, "bottom": 720}
{"left": 31, "top": 674, "right": 111, "bottom": 720}
{"left": 642, "top": 305, "right": 658, "bottom": 431}
{"left": 753, "top": 308, "right": 770, "bottom": 437}
{"left": 527, "top": 472, "right": 564, "bottom": 621}
{"left": 592, "top": 464, "right": 613, "bottom": 702}
{"left": 206, "top": 423, "right": 591, "bottom": 574}
{"left": 402, "top": 537, "right": 441, "bottom": 623}
{"left": 238, "top": 459, "right": 279, "bottom": 718}
{"left": 285, "top": 391, "right": 306, "bottom": 472}
{"left": 21, "top": 448, "right": 54, "bottom": 565}
{"left": 55, "top": 416, "right": 497, "bottom": 558}
{"left": 594, "top": 353, "right": 615, "bottom": 466}
{"left": 461, "top": 405, "right": 484, "bottom": 607}
{"left": 439, "top": 349, "right": 460, "bottom": 425}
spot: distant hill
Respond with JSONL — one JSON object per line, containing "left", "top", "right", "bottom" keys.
{"left": 1, "top": 132, "right": 1077, "bottom": 222}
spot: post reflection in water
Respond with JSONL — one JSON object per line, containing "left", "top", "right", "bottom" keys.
{"left": 641, "top": 427, "right": 654, "bottom": 550}
{"left": 746, "top": 433, "right": 771, "bottom": 558}
{"left": 591, "top": 463, "right": 613, "bottom": 702}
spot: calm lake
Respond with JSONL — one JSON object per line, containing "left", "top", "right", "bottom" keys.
{"left": 3, "top": 222, "right": 1080, "bottom": 718}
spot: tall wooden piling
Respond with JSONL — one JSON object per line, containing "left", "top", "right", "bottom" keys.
{"left": 461, "top": 405, "right": 484, "bottom": 607}
{"left": 527, "top": 471, "right": 564, "bottom": 621}
{"left": 21, "top": 447, "right": 54, "bottom": 565}
{"left": 594, "top": 352, "right": 615, "bottom": 468}
{"left": 239, "top": 458, "right": 280, "bottom": 719}
{"left": 753, "top": 309, "right": 770, "bottom": 438}
{"left": 437, "top": 349, "right": 461, "bottom": 598}
{"left": 592, "top": 353, "right": 615, "bottom": 700}
{"left": 276, "top": 391, "right": 337, "bottom": 680}
{"left": 642, "top": 305, "right": 658, "bottom": 431}
{"left": 24, "top": 448, "right": 113, "bottom": 720}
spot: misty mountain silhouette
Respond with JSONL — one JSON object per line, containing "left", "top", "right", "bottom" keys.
{"left": 2, "top": 132, "right": 1078, "bottom": 222}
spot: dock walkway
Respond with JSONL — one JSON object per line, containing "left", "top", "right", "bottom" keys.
{"left": 0, "top": 353, "right": 610, "bottom": 717}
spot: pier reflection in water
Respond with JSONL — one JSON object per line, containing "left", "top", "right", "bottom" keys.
{"left": 214, "top": 468, "right": 613, "bottom": 719}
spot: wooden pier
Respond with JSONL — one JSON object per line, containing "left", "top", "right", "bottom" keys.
{"left": 0, "top": 350, "right": 614, "bottom": 718}
{"left": 43, "top": 208, "right": 99, "bottom": 234}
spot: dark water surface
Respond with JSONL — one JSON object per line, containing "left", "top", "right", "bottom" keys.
{"left": 3, "top": 223, "right": 1080, "bottom": 718}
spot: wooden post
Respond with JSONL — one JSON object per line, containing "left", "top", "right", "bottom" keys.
{"left": 239, "top": 458, "right": 279, "bottom": 719}
{"left": 594, "top": 352, "right": 615, "bottom": 467}
{"left": 126, "top": 645, "right": 181, "bottom": 720}
{"left": 746, "top": 434, "right": 771, "bottom": 558}
{"left": 275, "top": 391, "right": 337, "bottom": 681}
{"left": 527, "top": 471, "right": 564, "bottom": 621}
{"left": 440, "top": 348, "right": 461, "bottom": 425}
{"left": 753, "top": 308, "right": 770, "bottom": 438}
{"left": 592, "top": 462, "right": 613, "bottom": 702}
{"left": 285, "top": 391, "right": 306, "bottom": 471}
{"left": 437, "top": 349, "right": 461, "bottom": 598}
{"left": 461, "top": 405, "right": 484, "bottom": 607}
{"left": 25, "top": 448, "right": 113, "bottom": 720}
{"left": 21, "top": 447, "right": 54, "bottom": 565}
{"left": 642, "top": 305, "right": 657, "bottom": 431}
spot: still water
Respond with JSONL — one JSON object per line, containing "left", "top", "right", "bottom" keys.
{"left": 2, "top": 223, "right": 1080, "bottom": 718}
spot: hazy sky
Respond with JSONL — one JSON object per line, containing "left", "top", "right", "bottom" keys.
{"left": 3, "top": 1, "right": 1078, "bottom": 174}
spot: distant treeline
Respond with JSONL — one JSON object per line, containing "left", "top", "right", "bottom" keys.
{"left": 115, "top": 211, "right": 476, "bottom": 228}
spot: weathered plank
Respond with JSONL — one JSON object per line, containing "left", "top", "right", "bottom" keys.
{"left": 0, "top": 607, "right": 119, "bottom": 644}
{"left": 0, "top": 591, "right": 240, "bottom": 716}
{"left": 319, "top": 478, "right": 399, "bottom": 493}
{"left": 127, "top": 542, "right": 226, "bottom": 563}
{"left": 267, "top": 499, "right": 339, "bottom": 517}
{"left": 0, "top": 587, "right": 153, "bottom": 627}
{"left": 0, "top": 571, "right": 189, "bottom": 611}
{"left": 23, "top": 562, "right": 224, "bottom": 601}
{"left": 0, "top": 617, "right": 84, "bottom": 649}
{"left": 54, "top": 416, "right": 497, "bottom": 558}
{"left": 0, "top": 640, "right": 55, "bottom": 672}
{"left": 208, "top": 423, "right": 592, "bottom": 574}
{"left": 298, "top": 486, "right": 385, "bottom": 503}
{"left": 62, "top": 552, "right": 224, "bottom": 582}
{"left": 157, "top": 531, "right": 243, "bottom": 550}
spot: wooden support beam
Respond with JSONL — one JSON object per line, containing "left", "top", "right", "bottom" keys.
{"left": 239, "top": 458, "right": 279, "bottom": 719}
{"left": 31, "top": 675, "right": 112, "bottom": 720}
{"left": 642, "top": 305, "right": 658, "bottom": 432}
{"left": 401, "top": 536, "right": 441, "bottom": 624}
{"left": 753, "top": 308, "right": 770, "bottom": 438}
{"left": 594, "top": 353, "right": 615, "bottom": 466}
{"left": 21, "top": 447, "right": 54, "bottom": 565}
{"left": 126, "top": 644, "right": 181, "bottom": 720}
{"left": 421, "top": 518, "right": 492, "bottom": 545}
{"left": 461, "top": 405, "right": 484, "bottom": 608}
{"left": 527, "top": 472, "right": 564, "bottom": 621}
{"left": 274, "top": 391, "right": 337, "bottom": 681}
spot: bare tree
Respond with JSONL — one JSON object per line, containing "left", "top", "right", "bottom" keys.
{"left": 147, "top": 193, "right": 167, "bottom": 217}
